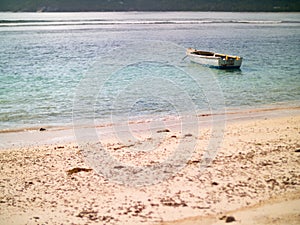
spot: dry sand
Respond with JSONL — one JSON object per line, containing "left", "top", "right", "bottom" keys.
{"left": 0, "top": 109, "right": 299, "bottom": 225}
{"left": 159, "top": 192, "right": 300, "bottom": 225}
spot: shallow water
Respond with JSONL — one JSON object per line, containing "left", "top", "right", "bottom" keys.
{"left": 0, "top": 12, "right": 299, "bottom": 130}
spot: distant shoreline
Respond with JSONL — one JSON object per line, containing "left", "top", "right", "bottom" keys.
{"left": 1, "top": 10, "right": 300, "bottom": 13}
{"left": 2, "top": 0, "right": 299, "bottom": 13}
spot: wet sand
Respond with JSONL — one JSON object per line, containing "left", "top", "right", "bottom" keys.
{"left": 0, "top": 108, "right": 299, "bottom": 224}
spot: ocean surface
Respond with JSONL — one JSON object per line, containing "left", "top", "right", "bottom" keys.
{"left": 0, "top": 12, "right": 299, "bottom": 131}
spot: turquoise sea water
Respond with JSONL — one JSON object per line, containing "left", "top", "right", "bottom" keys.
{"left": 0, "top": 12, "right": 299, "bottom": 131}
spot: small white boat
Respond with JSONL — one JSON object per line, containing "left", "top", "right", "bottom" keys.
{"left": 186, "top": 48, "right": 243, "bottom": 69}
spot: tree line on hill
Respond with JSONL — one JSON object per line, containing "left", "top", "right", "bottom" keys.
{"left": 0, "top": 0, "right": 299, "bottom": 12}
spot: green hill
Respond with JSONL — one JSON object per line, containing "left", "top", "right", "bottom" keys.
{"left": 0, "top": 0, "right": 299, "bottom": 12}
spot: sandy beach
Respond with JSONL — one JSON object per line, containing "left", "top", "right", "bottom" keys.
{"left": 0, "top": 107, "right": 299, "bottom": 225}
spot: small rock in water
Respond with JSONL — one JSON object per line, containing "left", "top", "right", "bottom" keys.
{"left": 39, "top": 128, "right": 46, "bottom": 131}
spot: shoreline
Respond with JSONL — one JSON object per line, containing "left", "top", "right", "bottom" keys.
{"left": 0, "top": 107, "right": 299, "bottom": 224}
{"left": 1, "top": 101, "right": 299, "bottom": 134}
{"left": 1, "top": 104, "right": 300, "bottom": 150}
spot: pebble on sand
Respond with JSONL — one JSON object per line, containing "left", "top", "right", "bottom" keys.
{"left": 225, "top": 216, "right": 236, "bottom": 223}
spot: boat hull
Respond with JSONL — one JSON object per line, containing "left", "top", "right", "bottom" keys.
{"left": 186, "top": 48, "right": 242, "bottom": 69}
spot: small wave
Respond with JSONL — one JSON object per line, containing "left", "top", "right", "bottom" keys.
{"left": 238, "top": 20, "right": 283, "bottom": 24}
{"left": 0, "top": 19, "right": 296, "bottom": 27}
